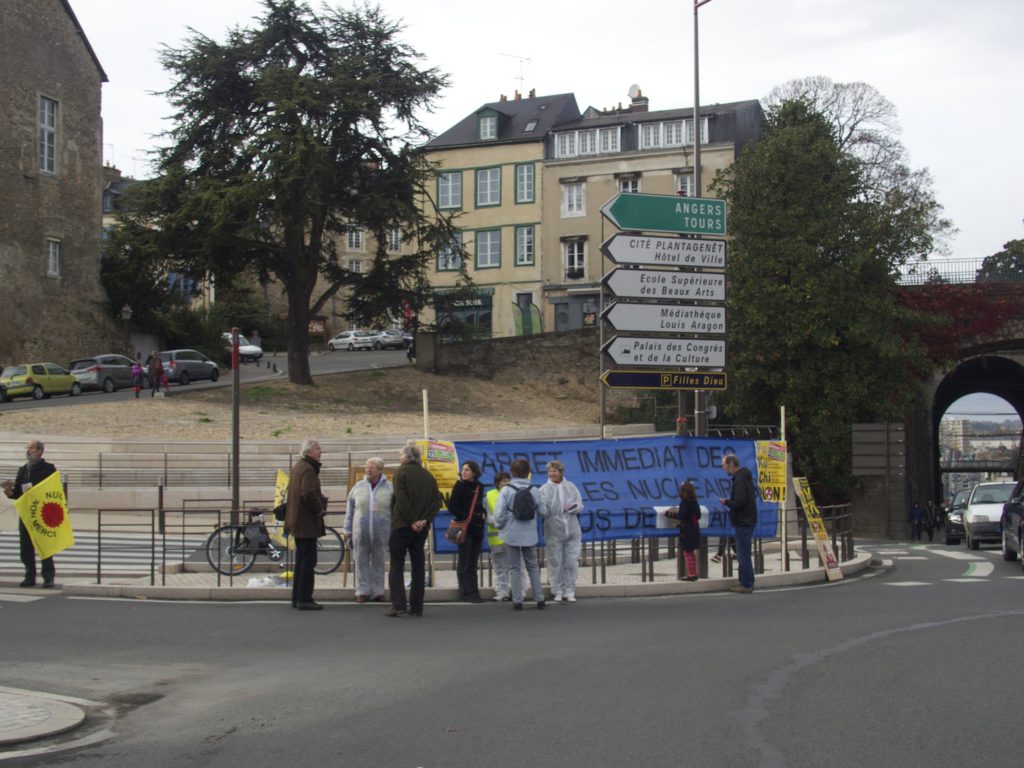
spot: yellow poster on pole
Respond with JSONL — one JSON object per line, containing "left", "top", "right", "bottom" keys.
{"left": 274, "top": 469, "right": 288, "bottom": 508}
{"left": 415, "top": 439, "right": 460, "bottom": 499}
{"left": 14, "top": 471, "right": 75, "bottom": 559}
{"left": 793, "top": 477, "right": 843, "bottom": 581}
{"left": 755, "top": 440, "right": 787, "bottom": 503}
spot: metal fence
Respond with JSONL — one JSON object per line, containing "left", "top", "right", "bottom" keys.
{"left": 898, "top": 257, "right": 1020, "bottom": 286}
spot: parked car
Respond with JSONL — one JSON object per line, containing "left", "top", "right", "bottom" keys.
{"left": 0, "top": 363, "right": 81, "bottom": 402}
{"left": 157, "top": 349, "right": 220, "bottom": 385}
{"left": 1000, "top": 479, "right": 1024, "bottom": 566}
{"left": 963, "top": 481, "right": 1015, "bottom": 550}
{"left": 69, "top": 354, "right": 147, "bottom": 393}
{"left": 944, "top": 487, "right": 972, "bottom": 545}
{"left": 327, "top": 330, "right": 374, "bottom": 351}
{"left": 221, "top": 332, "right": 263, "bottom": 363}
{"left": 367, "top": 329, "right": 406, "bottom": 350}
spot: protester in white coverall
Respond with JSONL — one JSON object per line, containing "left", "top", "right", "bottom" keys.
{"left": 343, "top": 457, "right": 393, "bottom": 603}
{"left": 539, "top": 460, "right": 584, "bottom": 603}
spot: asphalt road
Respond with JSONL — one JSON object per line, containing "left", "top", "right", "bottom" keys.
{"left": 0, "top": 349, "right": 409, "bottom": 411}
{"left": 2, "top": 540, "right": 1021, "bottom": 766}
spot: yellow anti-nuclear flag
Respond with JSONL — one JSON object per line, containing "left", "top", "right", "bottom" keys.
{"left": 14, "top": 471, "right": 75, "bottom": 559}
{"left": 274, "top": 469, "right": 288, "bottom": 509}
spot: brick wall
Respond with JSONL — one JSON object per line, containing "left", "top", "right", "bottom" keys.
{"left": 0, "top": 0, "right": 116, "bottom": 365}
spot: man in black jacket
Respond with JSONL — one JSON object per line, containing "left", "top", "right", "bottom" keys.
{"left": 719, "top": 453, "right": 757, "bottom": 594}
{"left": 3, "top": 440, "right": 58, "bottom": 587}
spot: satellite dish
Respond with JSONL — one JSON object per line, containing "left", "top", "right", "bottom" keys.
{"left": 627, "top": 84, "right": 641, "bottom": 99}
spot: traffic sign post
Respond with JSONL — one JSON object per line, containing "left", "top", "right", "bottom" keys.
{"left": 601, "top": 233, "right": 725, "bottom": 269}
{"left": 600, "top": 369, "right": 727, "bottom": 391}
{"left": 602, "top": 335, "right": 726, "bottom": 368}
{"left": 602, "top": 267, "right": 725, "bottom": 302}
{"left": 600, "top": 192, "right": 727, "bottom": 236}
{"left": 602, "top": 302, "right": 725, "bottom": 335}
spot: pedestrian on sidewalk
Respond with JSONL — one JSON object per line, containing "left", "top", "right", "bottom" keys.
{"left": 719, "top": 453, "right": 757, "bottom": 594}
{"left": 485, "top": 472, "right": 516, "bottom": 601}
{"left": 909, "top": 502, "right": 924, "bottom": 541}
{"left": 666, "top": 481, "right": 701, "bottom": 580}
{"left": 3, "top": 439, "right": 58, "bottom": 588}
{"left": 387, "top": 443, "right": 442, "bottom": 617}
{"left": 539, "top": 459, "right": 584, "bottom": 603}
{"left": 131, "top": 361, "right": 143, "bottom": 398}
{"left": 448, "top": 460, "right": 487, "bottom": 603}
{"left": 494, "top": 459, "right": 547, "bottom": 611}
{"left": 284, "top": 439, "right": 327, "bottom": 610}
{"left": 344, "top": 457, "right": 392, "bottom": 604}
{"left": 146, "top": 352, "right": 164, "bottom": 397}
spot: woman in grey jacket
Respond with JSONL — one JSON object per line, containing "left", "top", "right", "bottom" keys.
{"left": 493, "top": 458, "right": 547, "bottom": 611}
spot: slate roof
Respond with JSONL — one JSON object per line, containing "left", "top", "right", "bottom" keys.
{"left": 426, "top": 93, "right": 581, "bottom": 150}
{"left": 553, "top": 99, "right": 763, "bottom": 131}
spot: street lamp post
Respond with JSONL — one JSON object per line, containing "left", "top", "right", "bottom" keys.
{"left": 692, "top": 0, "right": 714, "bottom": 438}
{"left": 119, "top": 304, "right": 133, "bottom": 357}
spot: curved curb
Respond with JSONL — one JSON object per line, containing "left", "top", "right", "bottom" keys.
{"left": 0, "top": 690, "right": 86, "bottom": 747}
{"left": 61, "top": 551, "right": 874, "bottom": 602}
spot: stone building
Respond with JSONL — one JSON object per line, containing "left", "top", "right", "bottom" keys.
{"left": 0, "top": 0, "right": 114, "bottom": 365}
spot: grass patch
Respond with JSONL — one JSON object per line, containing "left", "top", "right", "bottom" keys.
{"left": 370, "top": 370, "right": 386, "bottom": 378}
{"left": 245, "top": 385, "right": 287, "bottom": 403}
{"left": 271, "top": 427, "right": 291, "bottom": 437}
{"left": 197, "top": 417, "right": 213, "bottom": 423}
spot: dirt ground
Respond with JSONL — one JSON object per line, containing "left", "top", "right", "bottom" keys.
{"left": 0, "top": 366, "right": 614, "bottom": 441}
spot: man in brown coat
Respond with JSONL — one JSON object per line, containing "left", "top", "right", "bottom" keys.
{"left": 284, "top": 439, "right": 326, "bottom": 610}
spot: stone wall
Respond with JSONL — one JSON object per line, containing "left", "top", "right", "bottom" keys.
{"left": 0, "top": 0, "right": 116, "bottom": 365}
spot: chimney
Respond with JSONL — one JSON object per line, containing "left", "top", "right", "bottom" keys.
{"left": 499, "top": 94, "right": 507, "bottom": 102}
{"left": 630, "top": 88, "right": 649, "bottom": 112}
{"left": 528, "top": 88, "right": 536, "bottom": 98}
{"left": 515, "top": 90, "right": 521, "bottom": 100}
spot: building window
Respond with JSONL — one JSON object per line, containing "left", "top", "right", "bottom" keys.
{"left": 565, "top": 240, "right": 585, "bottom": 280}
{"left": 578, "top": 129, "right": 598, "bottom": 155}
{"left": 619, "top": 177, "right": 640, "bottom": 194}
{"left": 599, "top": 127, "right": 620, "bottom": 153}
{"left": 640, "top": 123, "right": 661, "bottom": 150}
{"left": 685, "top": 117, "right": 709, "bottom": 146}
{"left": 46, "top": 239, "right": 61, "bottom": 278}
{"left": 437, "top": 232, "right": 463, "bottom": 271}
{"left": 438, "top": 171, "right": 462, "bottom": 209}
{"left": 515, "top": 225, "right": 535, "bottom": 266}
{"left": 561, "top": 182, "right": 585, "bottom": 218}
{"left": 523, "top": 119, "right": 538, "bottom": 133}
{"left": 479, "top": 114, "right": 497, "bottom": 140}
{"left": 555, "top": 132, "right": 576, "bottom": 158}
{"left": 39, "top": 96, "right": 58, "bottom": 174}
{"left": 664, "top": 120, "right": 684, "bottom": 146}
{"left": 387, "top": 227, "right": 402, "bottom": 252}
{"left": 347, "top": 259, "right": 364, "bottom": 274}
{"left": 476, "top": 167, "right": 501, "bottom": 207}
{"left": 675, "top": 173, "right": 696, "bottom": 197}
{"left": 515, "top": 164, "right": 534, "bottom": 203}
{"left": 476, "top": 229, "right": 501, "bottom": 269}
{"left": 347, "top": 229, "right": 364, "bottom": 251}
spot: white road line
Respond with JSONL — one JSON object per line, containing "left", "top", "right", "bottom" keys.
{"left": 943, "top": 578, "right": 989, "bottom": 583}
{"left": 963, "top": 561, "right": 995, "bottom": 578}
{"left": 886, "top": 581, "right": 931, "bottom": 586}
{"left": 1004, "top": 575, "right": 1024, "bottom": 580}
{"left": 925, "top": 548, "right": 984, "bottom": 561}
{"left": 0, "top": 593, "right": 46, "bottom": 603}
{"left": 874, "top": 550, "right": 908, "bottom": 555}
{"left": 895, "top": 556, "right": 928, "bottom": 560}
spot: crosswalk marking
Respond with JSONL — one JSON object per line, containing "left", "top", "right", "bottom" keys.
{"left": 0, "top": 592, "right": 47, "bottom": 603}
{"left": 887, "top": 581, "right": 931, "bottom": 586}
{"left": 926, "top": 548, "right": 984, "bottom": 561}
{"left": 944, "top": 578, "right": 989, "bottom": 583}
{"left": 0, "top": 531, "right": 208, "bottom": 574}
{"left": 895, "top": 556, "right": 928, "bottom": 560}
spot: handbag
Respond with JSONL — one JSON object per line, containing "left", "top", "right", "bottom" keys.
{"left": 445, "top": 485, "right": 481, "bottom": 545}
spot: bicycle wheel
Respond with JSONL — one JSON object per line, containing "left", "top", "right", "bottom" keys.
{"left": 314, "top": 527, "right": 344, "bottom": 575}
{"left": 205, "top": 525, "right": 257, "bottom": 576}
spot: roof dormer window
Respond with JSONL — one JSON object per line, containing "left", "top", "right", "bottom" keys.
{"left": 479, "top": 114, "right": 497, "bottom": 140}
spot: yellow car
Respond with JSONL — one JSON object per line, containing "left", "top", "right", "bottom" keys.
{"left": 0, "top": 362, "right": 82, "bottom": 402}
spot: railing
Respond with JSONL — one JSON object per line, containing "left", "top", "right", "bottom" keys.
{"left": 899, "top": 257, "right": 1022, "bottom": 286}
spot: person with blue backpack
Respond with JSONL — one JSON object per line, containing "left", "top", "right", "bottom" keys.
{"left": 494, "top": 458, "right": 547, "bottom": 611}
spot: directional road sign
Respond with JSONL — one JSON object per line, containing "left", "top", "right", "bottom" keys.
{"left": 601, "top": 233, "right": 726, "bottom": 269}
{"left": 602, "top": 336, "right": 726, "bottom": 368}
{"left": 602, "top": 268, "right": 725, "bottom": 302}
{"left": 600, "top": 369, "right": 728, "bottom": 391}
{"left": 603, "top": 302, "right": 725, "bottom": 335}
{"left": 600, "top": 192, "right": 727, "bottom": 236}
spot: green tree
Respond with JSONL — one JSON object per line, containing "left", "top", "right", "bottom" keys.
{"left": 712, "top": 99, "right": 931, "bottom": 499}
{"left": 977, "top": 238, "right": 1024, "bottom": 282}
{"left": 114, "top": 0, "right": 463, "bottom": 384}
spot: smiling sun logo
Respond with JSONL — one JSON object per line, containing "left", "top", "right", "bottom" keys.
{"left": 40, "top": 501, "right": 65, "bottom": 529}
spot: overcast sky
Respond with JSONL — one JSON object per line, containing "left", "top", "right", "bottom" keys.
{"left": 71, "top": 0, "right": 1021, "bottom": 419}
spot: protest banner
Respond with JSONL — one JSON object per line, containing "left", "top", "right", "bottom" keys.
{"left": 14, "top": 471, "right": 74, "bottom": 559}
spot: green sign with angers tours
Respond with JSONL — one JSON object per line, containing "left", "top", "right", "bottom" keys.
{"left": 600, "top": 192, "right": 727, "bottom": 236}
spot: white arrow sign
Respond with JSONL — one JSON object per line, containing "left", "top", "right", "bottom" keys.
{"left": 603, "top": 336, "right": 726, "bottom": 368}
{"left": 603, "top": 268, "right": 725, "bottom": 301}
{"left": 601, "top": 233, "right": 726, "bottom": 269}
{"left": 603, "top": 302, "right": 726, "bottom": 334}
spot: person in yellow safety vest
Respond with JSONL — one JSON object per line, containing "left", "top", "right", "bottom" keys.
{"left": 486, "top": 472, "right": 515, "bottom": 601}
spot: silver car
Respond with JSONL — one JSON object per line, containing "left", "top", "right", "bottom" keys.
{"left": 327, "top": 330, "right": 374, "bottom": 351}
{"left": 69, "top": 354, "right": 146, "bottom": 393}
{"left": 158, "top": 349, "right": 220, "bottom": 385}
{"left": 963, "top": 481, "right": 1015, "bottom": 550}
{"left": 367, "top": 329, "right": 407, "bottom": 350}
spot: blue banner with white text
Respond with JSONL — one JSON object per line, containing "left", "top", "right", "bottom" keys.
{"left": 433, "top": 435, "right": 777, "bottom": 553}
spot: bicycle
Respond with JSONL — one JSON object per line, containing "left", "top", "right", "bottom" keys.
{"left": 204, "top": 509, "right": 345, "bottom": 576}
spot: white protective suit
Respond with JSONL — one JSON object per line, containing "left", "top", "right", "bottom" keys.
{"left": 539, "top": 478, "right": 584, "bottom": 599}
{"left": 344, "top": 476, "right": 394, "bottom": 599}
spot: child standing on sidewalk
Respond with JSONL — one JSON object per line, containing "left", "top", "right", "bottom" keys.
{"left": 667, "top": 481, "right": 702, "bottom": 580}
{"left": 131, "top": 361, "right": 144, "bottom": 398}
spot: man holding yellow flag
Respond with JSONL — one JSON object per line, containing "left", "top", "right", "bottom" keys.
{"left": 3, "top": 439, "right": 70, "bottom": 588}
